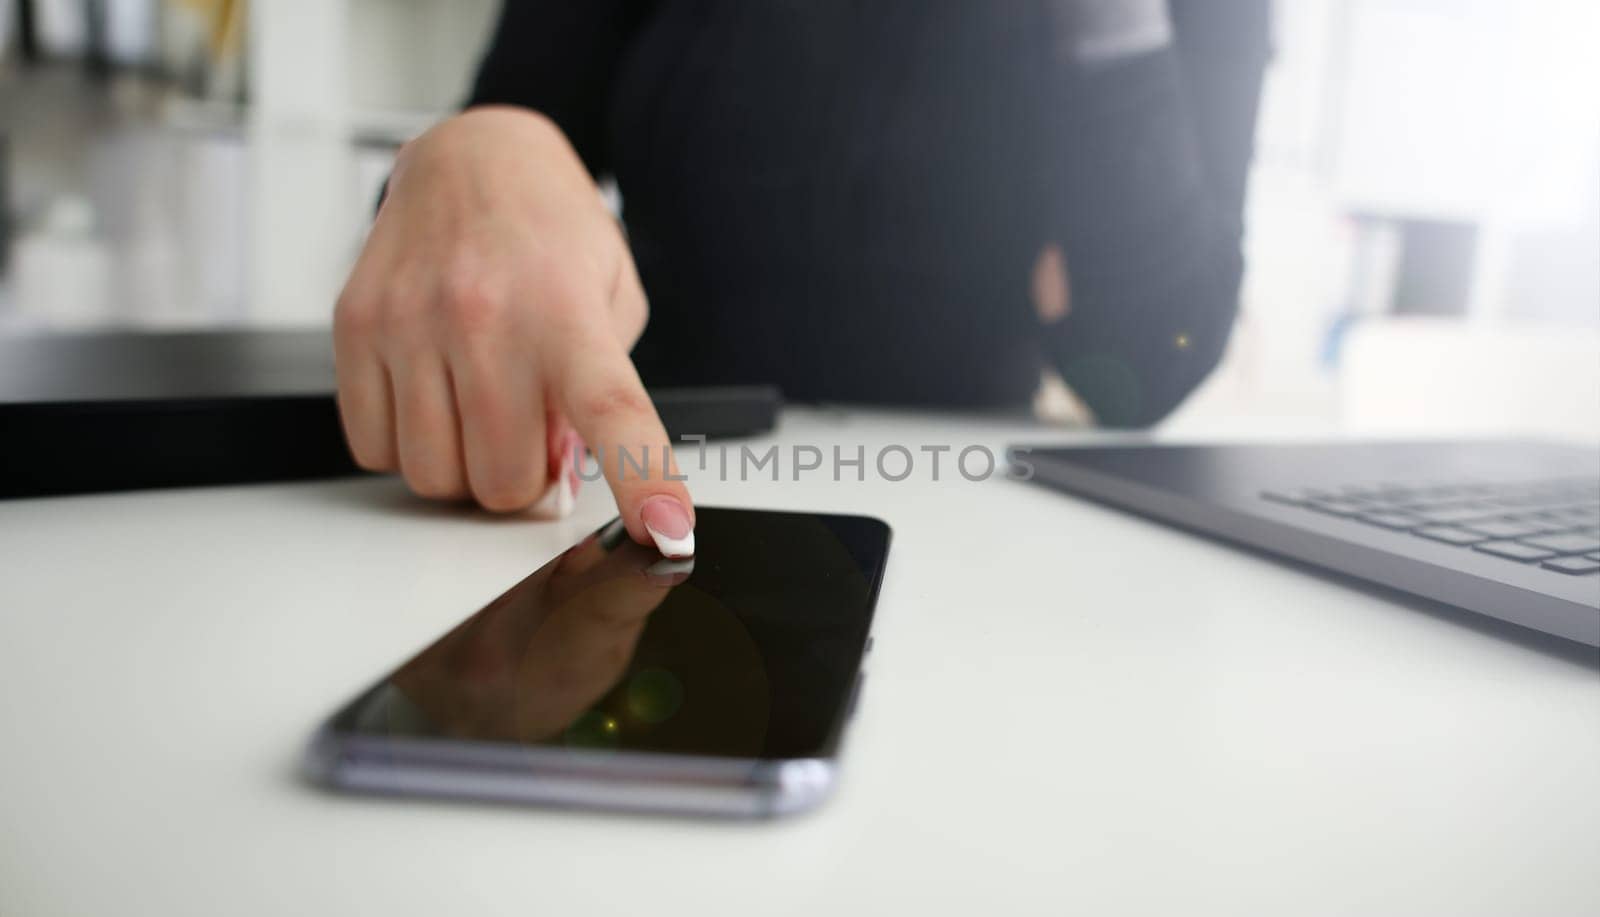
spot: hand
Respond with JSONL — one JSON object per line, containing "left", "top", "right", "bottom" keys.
{"left": 334, "top": 106, "right": 694, "bottom": 554}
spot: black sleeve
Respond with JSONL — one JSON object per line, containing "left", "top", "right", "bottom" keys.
{"left": 1041, "top": 0, "right": 1270, "bottom": 427}
{"left": 1168, "top": 0, "right": 1272, "bottom": 237}
{"left": 465, "top": 0, "right": 651, "bottom": 179}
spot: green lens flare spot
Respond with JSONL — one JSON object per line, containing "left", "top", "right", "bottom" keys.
{"left": 626, "top": 668, "right": 685, "bottom": 724}
{"left": 563, "top": 710, "right": 621, "bottom": 749}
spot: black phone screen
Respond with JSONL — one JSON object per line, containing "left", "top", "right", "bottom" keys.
{"left": 329, "top": 508, "right": 890, "bottom": 761}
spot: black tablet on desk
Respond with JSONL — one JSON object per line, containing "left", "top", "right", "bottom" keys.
{"left": 0, "top": 329, "right": 780, "bottom": 499}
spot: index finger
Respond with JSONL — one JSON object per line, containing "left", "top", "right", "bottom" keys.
{"left": 553, "top": 334, "right": 695, "bottom": 557}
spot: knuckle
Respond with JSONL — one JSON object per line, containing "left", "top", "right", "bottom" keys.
{"left": 439, "top": 272, "right": 508, "bottom": 337}
{"left": 533, "top": 286, "right": 584, "bottom": 331}
{"left": 575, "top": 382, "right": 653, "bottom": 424}
{"left": 533, "top": 260, "right": 601, "bottom": 322}
{"left": 475, "top": 483, "right": 538, "bottom": 514}
{"left": 450, "top": 380, "right": 495, "bottom": 420}
{"left": 405, "top": 467, "right": 463, "bottom": 500}
{"left": 468, "top": 456, "right": 546, "bottom": 514}
{"left": 350, "top": 445, "right": 394, "bottom": 473}
{"left": 334, "top": 291, "right": 381, "bottom": 338}
{"left": 619, "top": 284, "right": 648, "bottom": 335}
{"left": 382, "top": 287, "right": 431, "bottom": 335}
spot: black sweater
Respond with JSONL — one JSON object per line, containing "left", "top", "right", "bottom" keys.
{"left": 466, "top": 1, "right": 1270, "bottom": 425}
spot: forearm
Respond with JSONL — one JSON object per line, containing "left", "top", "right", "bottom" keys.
{"left": 464, "top": 0, "right": 646, "bottom": 179}
{"left": 1042, "top": 37, "right": 1262, "bottom": 426}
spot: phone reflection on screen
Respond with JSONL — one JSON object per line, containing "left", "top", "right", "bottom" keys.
{"left": 372, "top": 520, "right": 773, "bottom": 756}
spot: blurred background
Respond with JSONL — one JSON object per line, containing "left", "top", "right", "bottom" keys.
{"left": 1, "top": 0, "right": 1596, "bottom": 438}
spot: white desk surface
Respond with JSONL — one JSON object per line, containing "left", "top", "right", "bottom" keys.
{"left": 2, "top": 408, "right": 1596, "bottom": 916}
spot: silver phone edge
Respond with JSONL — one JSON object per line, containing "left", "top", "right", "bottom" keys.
{"left": 301, "top": 727, "right": 838, "bottom": 819}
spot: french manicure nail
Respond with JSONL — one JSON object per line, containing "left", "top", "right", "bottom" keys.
{"left": 564, "top": 432, "right": 584, "bottom": 499}
{"left": 531, "top": 447, "right": 576, "bottom": 519}
{"left": 554, "top": 453, "right": 575, "bottom": 516}
{"left": 640, "top": 495, "right": 695, "bottom": 557}
{"left": 529, "top": 479, "right": 571, "bottom": 518}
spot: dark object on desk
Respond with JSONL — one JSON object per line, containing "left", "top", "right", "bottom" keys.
{"left": 0, "top": 330, "right": 780, "bottom": 499}
{"left": 16, "top": 0, "right": 40, "bottom": 65}
{"left": 1018, "top": 441, "right": 1600, "bottom": 648}
{"left": 1, "top": 330, "right": 352, "bottom": 499}
{"left": 0, "top": 131, "right": 11, "bottom": 272}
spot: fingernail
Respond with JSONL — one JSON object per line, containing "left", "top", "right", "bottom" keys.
{"left": 530, "top": 447, "right": 577, "bottom": 519}
{"left": 529, "top": 480, "right": 572, "bottom": 518}
{"left": 640, "top": 495, "right": 695, "bottom": 557}
{"left": 564, "top": 432, "right": 584, "bottom": 499}
{"left": 555, "top": 459, "right": 575, "bottom": 516}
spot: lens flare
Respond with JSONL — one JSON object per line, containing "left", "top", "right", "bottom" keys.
{"left": 626, "top": 668, "right": 685, "bottom": 724}
{"left": 563, "top": 710, "right": 621, "bottom": 749}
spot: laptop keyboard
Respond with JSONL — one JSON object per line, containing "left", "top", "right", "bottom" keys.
{"left": 1263, "top": 477, "right": 1600, "bottom": 575}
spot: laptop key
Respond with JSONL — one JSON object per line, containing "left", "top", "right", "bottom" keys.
{"left": 1473, "top": 540, "right": 1556, "bottom": 562}
{"left": 1261, "top": 488, "right": 1331, "bottom": 505}
{"left": 1519, "top": 532, "right": 1600, "bottom": 555}
{"left": 1463, "top": 518, "right": 1547, "bottom": 540}
{"left": 1513, "top": 496, "right": 1595, "bottom": 516}
{"left": 1414, "top": 503, "right": 1501, "bottom": 525}
{"left": 1414, "top": 526, "right": 1488, "bottom": 546}
{"left": 1492, "top": 490, "right": 1573, "bottom": 508}
{"left": 1541, "top": 556, "right": 1600, "bottom": 575}
{"left": 1305, "top": 498, "right": 1371, "bottom": 516}
{"left": 1357, "top": 511, "right": 1425, "bottom": 530}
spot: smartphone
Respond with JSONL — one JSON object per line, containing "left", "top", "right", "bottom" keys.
{"left": 304, "top": 507, "right": 890, "bottom": 818}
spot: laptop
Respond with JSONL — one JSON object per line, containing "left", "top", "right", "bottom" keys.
{"left": 1018, "top": 441, "right": 1600, "bottom": 647}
